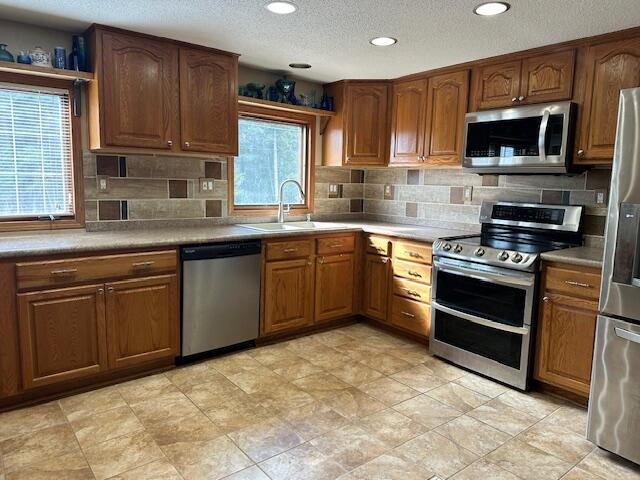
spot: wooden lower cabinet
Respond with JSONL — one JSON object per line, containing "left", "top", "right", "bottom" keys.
{"left": 315, "top": 254, "right": 355, "bottom": 323}
{"left": 362, "top": 254, "right": 390, "bottom": 321}
{"left": 390, "top": 295, "right": 431, "bottom": 337}
{"left": 534, "top": 262, "right": 601, "bottom": 397}
{"left": 263, "top": 258, "right": 314, "bottom": 335}
{"left": 106, "top": 275, "right": 178, "bottom": 369}
{"left": 17, "top": 284, "right": 108, "bottom": 389}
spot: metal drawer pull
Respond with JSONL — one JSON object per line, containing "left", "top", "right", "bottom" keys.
{"left": 406, "top": 251, "right": 422, "bottom": 258}
{"left": 401, "top": 311, "right": 416, "bottom": 318}
{"left": 379, "top": 258, "right": 389, "bottom": 264}
{"left": 283, "top": 248, "right": 298, "bottom": 253}
{"left": 50, "top": 268, "right": 78, "bottom": 276}
{"left": 132, "top": 261, "right": 155, "bottom": 268}
{"left": 401, "top": 287, "right": 421, "bottom": 298}
{"left": 615, "top": 327, "right": 640, "bottom": 344}
{"left": 407, "top": 270, "right": 422, "bottom": 278}
{"left": 329, "top": 243, "right": 343, "bottom": 248}
{"left": 107, "top": 286, "right": 115, "bottom": 293}
{"left": 564, "top": 280, "right": 592, "bottom": 288}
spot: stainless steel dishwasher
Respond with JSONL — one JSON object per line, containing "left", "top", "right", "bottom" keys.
{"left": 180, "top": 240, "right": 261, "bottom": 361}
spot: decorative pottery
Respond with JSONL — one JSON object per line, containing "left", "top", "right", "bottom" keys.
{"left": 0, "top": 44, "right": 14, "bottom": 62}
{"left": 29, "top": 47, "right": 52, "bottom": 67}
{"left": 72, "top": 35, "right": 86, "bottom": 71}
{"left": 16, "top": 51, "right": 31, "bottom": 64}
{"left": 245, "top": 83, "right": 265, "bottom": 99}
{"left": 267, "top": 86, "right": 279, "bottom": 102}
{"left": 53, "top": 47, "right": 66, "bottom": 69}
{"left": 275, "top": 77, "right": 296, "bottom": 103}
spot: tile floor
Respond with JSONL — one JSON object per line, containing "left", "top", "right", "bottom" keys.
{"left": 0, "top": 323, "right": 639, "bottom": 480}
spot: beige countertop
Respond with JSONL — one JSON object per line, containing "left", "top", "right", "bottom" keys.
{"left": 0, "top": 220, "right": 603, "bottom": 269}
{"left": 540, "top": 246, "right": 604, "bottom": 269}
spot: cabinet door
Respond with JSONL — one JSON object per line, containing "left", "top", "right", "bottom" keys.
{"left": 389, "top": 79, "right": 427, "bottom": 164}
{"left": 424, "top": 70, "right": 469, "bottom": 166}
{"left": 106, "top": 275, "right": 178, "bottom": 369}
{"left": 179, "top": 48, "right": 238, "bottom": 155}
{"left": 263, "top": 259, "right": 314, "bottom": 335}
{"left": 475, "top": 60, "right": 521, "bottom": 110}
{"left": 101, "top": 31, "right": 179, "bottom": 149}
{"left": 345, "top": 84, "right": 388, "bottom": 166}
{"left": 520, "top": 50, "right": 575, "bottom": 104}
{"left": 315, "top": 254, "right": 355, "bottom": 323}
{"left": 362, "top": 254, "right": 390, "bottom": 321}
{"left": 17, "top": 285, "right": 107, "bottom": 389}
{"left": 534, "top": 293, "right": 598, "bottom": 396}
{"left": 577, "top": 37, "right": 640, "bottom": 163}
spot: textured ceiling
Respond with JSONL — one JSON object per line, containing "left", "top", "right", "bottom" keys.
{"left": 1, "top": 0, "right": 640, "bottom": 83}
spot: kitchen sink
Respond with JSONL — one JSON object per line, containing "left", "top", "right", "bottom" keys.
{"left": 239, "top": 221, "right": 347, "bottom": 232}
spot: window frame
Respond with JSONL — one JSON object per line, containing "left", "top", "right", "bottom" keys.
{"left": 228, "top": 105, "right": 315, "bottom": 216}
{"left": 0, "top": 72, "right": 84, "bottom": 232}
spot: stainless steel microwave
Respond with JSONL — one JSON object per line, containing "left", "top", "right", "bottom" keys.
{"left": 462, "top": 101, "right": 576, "bottom": 174}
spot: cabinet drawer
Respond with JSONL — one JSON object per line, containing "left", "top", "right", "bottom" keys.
{"left": 545, "top": 265, "right": 601, "bottom": 300}
{"left": 393, "top": 260, "right": 432, "bottom": 284}
{"left": 393, "top": 277, "right": 431, "bottom": 304}
{"left": 394, "top": 241, "right": 432, "bottom": 265}
{"left": 390, "top": 295, "right": 431, "bottom": 337}
{"left": 317, "top": 235, "right": 355, "bottom": 255}
{"left": 365, "top": 235, "right": 391, "bottom": 256}
{"left": 16, "top": 250, "right": 177, "bottom": 291}
{"left": 266, "top": 239, "right": 313, "bottom": 261}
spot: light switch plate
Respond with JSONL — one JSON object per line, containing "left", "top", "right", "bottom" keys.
{"left": 463, "top": 186, "right": 473, "bottom": 202}
{"left": 383, "top": 184, "right": 395, "bottom": 200}
{"left": 97, "top": 176, "right": 109, "bottom": 192}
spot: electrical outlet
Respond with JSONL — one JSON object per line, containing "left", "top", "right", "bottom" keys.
{"left": 97, "top": 176, "right": 109, "bottom": 192}
{"left": 463, "top": 186, "right": 473, "bottom": 202}
{"left": 383, "top": 184, "right": 395, "bottom": 200}
{"left": 596, "top": 190, "right": 606, "bottom": 204}
{"left": 199, "top": 178, "right": 214, "bottom": 192}
{"left": 328, "top": 184, "right": 342, "bottom": 199}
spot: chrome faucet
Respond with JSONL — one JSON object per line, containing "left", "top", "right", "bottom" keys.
{"left": 277, "top": 179, "right": 305, "bottom": 223}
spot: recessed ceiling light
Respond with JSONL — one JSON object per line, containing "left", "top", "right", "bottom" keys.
{"left": 265, "top": 1, "right": 297, "bottom": 14}
{"left": 473, "top": 2, "right": 510, "bottom": 16}
{"left": 289, "top": 63, "right": 312, "bottom": 69}
{"left": 370, "top": 37, "right": 397, "bottom": 47}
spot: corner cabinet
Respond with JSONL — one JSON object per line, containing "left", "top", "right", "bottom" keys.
{"left": 87, "top": 26, "right": 238, "bottom": 156}
{"left": 574, "top": 37, "right": 640, "bottom": 164}
{"left": 323, "top": 81, "right": 389, "bottom": 166}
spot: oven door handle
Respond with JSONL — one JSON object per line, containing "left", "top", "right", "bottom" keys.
{"left": 432, "top": 301, "right": 530, "bottom": 335}
{"left": 538, "top": 109, "right": 550, "bottom": 163}
{"left": 434, "top": 263, "right": 534, "bottom": 289}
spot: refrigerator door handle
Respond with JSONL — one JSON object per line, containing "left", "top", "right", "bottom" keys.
{"left": 615, "top": 326, "right": 640, "bottom": 344}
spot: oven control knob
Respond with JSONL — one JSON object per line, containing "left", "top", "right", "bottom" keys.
{"left": 474, "top": 247, "right": 485, "bottom": 257}
{"left": 442, "top": 243, "right": 452, "bottom": 251}
{"left": 454, "top": 244, "right": 463, "bottom": 253}
{"left": 498, "top": 250, "right": 510, "bottom": 261}
{"left": 511, "top": 252, "right": 523, "bottom": 263}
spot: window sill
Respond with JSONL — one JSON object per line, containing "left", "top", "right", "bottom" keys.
{"left": 0, "top": 218, "right": 85, "bottom": 233}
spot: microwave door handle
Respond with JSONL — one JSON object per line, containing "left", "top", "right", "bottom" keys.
{"left": 432, "top": 301, "right": 529, "bottom": 335}
{"left": 538, "top": 109, "right": 550, "bottom": 163}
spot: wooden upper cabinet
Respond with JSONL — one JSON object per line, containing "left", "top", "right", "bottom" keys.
{"left": 105, "top": 274, "right": 178, "bottom": 369}
{"left": 263, "top": 258, "right": 314, "bottom": 335}
{"left": 424, "top": 70, "right": 469, "bottom": 166}
{"left": 576, "top": 37, "right": 640, "bottom": 163}
{"left": 179, "top": 48, "right": 238, "bottom": 155}
{"left": 389, "top": 79, "right": 428, "bottom": 164}
{"left": 474, "top": 60, "right": 521, "bottom": 110}
{"left": 534, "top": 292, "right": 598, "bottom": 396}
{"left": 315, "top": 253, "right": 355, "bottom": 323}
{"left": 322, "top": 81, "right": 389, "bottom": 166}
{"left": 17, "top": 284, "right": 108, "bottom": 389}
{"left": 520, "top": 50, "right": 575, "bottom": 104}
{"left": 344, "top": 84, "right": 388, "bottom": 166}
{"left": 99, "top": 31, "right": 179, "bottom": 150}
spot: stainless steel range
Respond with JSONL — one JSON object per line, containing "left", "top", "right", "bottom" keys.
{"left": 430, "top": 201, "right": 584, "bottom": 390}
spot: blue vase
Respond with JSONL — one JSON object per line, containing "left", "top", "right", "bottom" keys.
{"left": 0, "top": 44, "right": 14, "bottom": 62}
{"left": 16, "top": 52, "right": 31, "bottom": 64}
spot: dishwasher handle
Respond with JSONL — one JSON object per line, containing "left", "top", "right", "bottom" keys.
{"left": 181, "top": 240, "right": 261, "bottom": 260}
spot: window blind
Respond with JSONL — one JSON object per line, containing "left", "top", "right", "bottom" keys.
{"left": 0, "top": 83, "right": 74, "bottom": 219}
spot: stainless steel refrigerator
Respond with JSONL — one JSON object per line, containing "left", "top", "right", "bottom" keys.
{"left": 587, "top": 87, "right": 640, "bottom": 465}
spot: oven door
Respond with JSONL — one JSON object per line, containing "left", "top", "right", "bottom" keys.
{"left": 430, "top": 257, "right": 536, "bottom": 389}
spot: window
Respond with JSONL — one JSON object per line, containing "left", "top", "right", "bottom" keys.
{"left": 229, "top": 106, "right": 314, "bottom": 215}
{"left": 0, "top": 77, "right": 82, "bottom": 230}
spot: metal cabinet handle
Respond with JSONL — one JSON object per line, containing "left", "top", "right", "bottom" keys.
{"left": 318, "top": 257, "right": 324, "bottom": 264}
{"left": 329, "top": 243, "right": 343, "bottom": 248}
{"left": 307, "top": 260, "right": 312, "bottom": 266}
{"left": 406, "top": 251, "right": 422, "bottom": 258}
{"left": 577, "top": 149, "right": 585, "bottom": 157}
{"left": 401, "top": 287, "right": 421, "bottom": 298}
{"left": 97, "top": 288, "right": 104, "bottom": 294}
{"left": 518, "top": 95, "right": 525, "bottom": 101}
{"left": 407, "top": 270, "right": 422, "bottom": 278}
{"left": 50, "top": 268, "right": 78, "bottom": 276}
{"left": 542, "top": 296, "right": 550, "bottom": 303}
{"left": 401, "top": 311, "right": 416, "bottom": 318}
{"left": 132, "top": 261, "right": 154, "bottom": 268}
{"left": 283, "top": 248, "right": 298, "bottom": 253}
{"left": 379, "top": 258, "right": 389, "bottom": 264}
{"left": 107, "top": 286, "right": 115, "bottom": 293}
{"left": 511, "top": 97, "right": 518, "bottom": 102}
{"left": 167, "top": 140, "right": 173, "bottom": 147}
{"left": 184, "top": 141, "right": 191, "bottom": 148}
{"left": 564, "top": 280, "right": 592, "bottom": 288}
{"left": 615, "top": 327, "right": 640, "bottom": 344}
